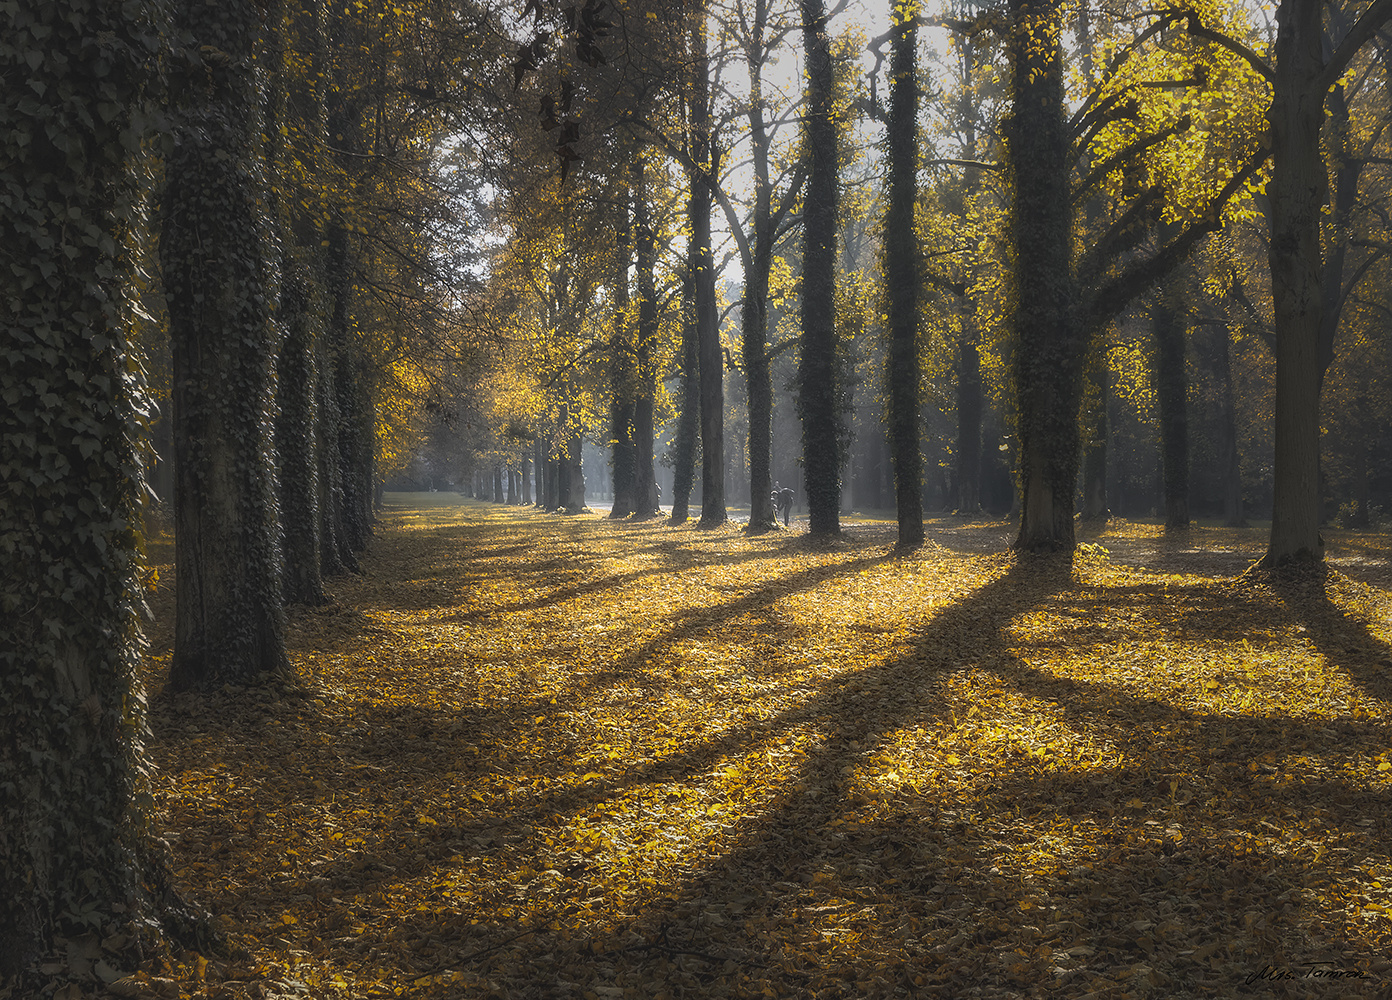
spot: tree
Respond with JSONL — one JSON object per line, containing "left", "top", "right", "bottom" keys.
{"left": 670, "top": 269, "right": 702, "bottom": 521}
{"left": 609, "top": 174, "right": 637, "bottom": 518}
{"left": 272, "top": 0, "right": 330, "bottom": 605}
{"left": 631, "top": 157, "right": 664, "bottom": 518}
{"left": 883, "top": 0, "right": 924, "bottom": 546}
{"left": 162, "top": 0, "right": 290, "bottom": 689}
{"left": 799, "top": 0, "right": 842, "bottom": 537}
{"left": 1006, "top": 0, "right": 1079, "bottom": 552}
{"left": 691, "top": 3, "right": 728, "bottom": 528}
{"left": 0, "top": 0, "right": 206, "bottom": 980}
{"left": 720, "top": 0, "right": 807, "bottom": 534}
{"left": 1258, "top": 0, "right": 1392, "bottom": 565}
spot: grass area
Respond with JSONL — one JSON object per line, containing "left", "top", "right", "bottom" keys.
{"left": 140, "top": 496, "right": 1392, "bottom": 998}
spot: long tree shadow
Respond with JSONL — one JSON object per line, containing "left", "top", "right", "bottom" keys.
{"left": 151, "top": 547, "right": 1392, "bottom": 998}
{"left": 571, "top": 561, "right": 1390, "bottom": 996}
{"left": 1268, "top": 569, "right": 1392, "bottom": 705}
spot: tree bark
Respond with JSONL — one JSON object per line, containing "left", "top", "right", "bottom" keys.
{"left": 164, "top": 0, "right": 291, "bottom": 689}
{"left": 1008, "top": 0, "right": 1082, "bottom": 553}
{"left": 799, "top": 0, "right": 842, "bottom": 538}
{"left": 884, "top": 6, "right": 924, "bottom": 546}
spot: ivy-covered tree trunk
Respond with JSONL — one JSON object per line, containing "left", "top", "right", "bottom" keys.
{"left": 632, "top": 160, "right": 661, "bottom": 519}
{"left": 323, "top": 4, "right": 374, "bottom": 558}
{"left": 1007, "top": 0, "right": 1082, "bottom": 553}
{"left": 276, "top": 264, "right": 327, "bottom": 604}
{"left": 163, "top": 0, "right": 291, "bottom": 690}
{"left": 272, "top": 0, "right": 330, "bottom": 605}
{"left": 884, "top": 5, "right": 924, "bottom": 546}
{"left": 670, "top": 273, "right": 701, "bottom": 523}
{"left": 691, "top": 9, "right": 727, "bottom": 528}
{"left": 0, "top": 3, "right": 212, "bottom": 980}
{"left": 798, "top": 0, "right": 842, "bottom": 538}
{"left": 336, "top": 343, "right": 375, "bottom": 548}
{"left": 264, "top": 0, "right": 324, "bottom": 610}
{"left": 609, "top": 184, "right": 636, "bottom": 519}
{"left": 1152, "top": 288, "right": 1190, "bottom": 530}
{"left": 318, "top": 226, "right": 357, "bottom": 574}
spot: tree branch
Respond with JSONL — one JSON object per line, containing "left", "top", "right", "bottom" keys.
{"left": 1085, "top": 153, "right": 1267, "bottom": 330}
{"left": 1318, "top": 0, "right": 1392, "bottom": 93}
{"left": 1182, "top": 12, "right": 1275, "bottom": 84}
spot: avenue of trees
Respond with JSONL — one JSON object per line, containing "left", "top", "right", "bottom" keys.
{"left": 5, "top": 0, "right": 1392, "bottom": 985}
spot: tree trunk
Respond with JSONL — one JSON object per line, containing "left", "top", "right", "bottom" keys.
{"left": 884, "top": 5, "right": 924, "bottom": 546}
{"left": 318, "top": 225, "right": 357, "bottom": 573}
{"left": 799, "top": 0, "right": 842, "bottom": 538}
{"left": 565, "top": 435, "right": 587, "bottom": 514}
{"left": 276, "top": 263, "right": 327, "bottom": 604}
{"left": 1206, "top": 322, "right": 1246, "bottom": 526}
{"left": 546, "top": 447, "right": 560, "bottom": 511}
{"left": 0, "top": 2, "right": 208, "bottom": 978}
{"left": 1079, "top": 330, "right": 1109, "bottom": 520}
{"left": 670, "top": 272, "right": 700, "bottom": 523}
{"left": 335, "top": 341, "right": 374, "bottom": 549}
{"left": 632, "top": 160, "right": 661, "bottom": 519}
{"left": 691, "top": 11, "right": 726, "bottom": 528}
{"left": 522, "top": 456, "right": 533, "bottom": 505}
{"left": 1353, "top": 438, "right": 1370, "bottom": 528}
{"left": 270, "top": 0, "right": 327, "bottom": 606}
{"left": 164, "top": 0, "right": 290, "bottom": 690}
{"left": 1153, "top": 288, "right": 1190, "bottom": 531}
{"left": 1262, "top": 0, "right": 1328, "bottom": 566}
{"left": 609, "top": 179, "right": 636, "bottom": 518}
{"left": 956, "top": 337, "right": 982, "bottom": 515}
{"left": 1008, "top": 0, "right": 1082, "bottom": 553}
{"left": 741, "top": 0, "right": 780, "bottom": 534}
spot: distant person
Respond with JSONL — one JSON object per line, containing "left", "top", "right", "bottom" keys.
{"left": 772, "top": 482, "right": 794, "bottom": 526}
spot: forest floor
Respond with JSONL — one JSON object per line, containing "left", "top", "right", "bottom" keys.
{"left": 133, "top": 496, "right": 1392, "bottom": 999}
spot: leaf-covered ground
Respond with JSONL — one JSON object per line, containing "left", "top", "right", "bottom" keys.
{"left": 135, "top": 496, "right": 1392, "bottom": 998}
